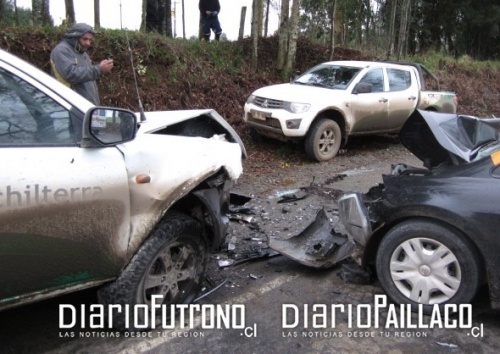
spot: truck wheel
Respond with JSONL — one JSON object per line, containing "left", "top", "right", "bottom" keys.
{"left": 304, "top": 119, "right": 341, "bottom": 162}
{"left": 376, "top": 219, "right": 481, "bottom": 314}
{"left": 98, "top": 212, "right": 207, "bottom": 331}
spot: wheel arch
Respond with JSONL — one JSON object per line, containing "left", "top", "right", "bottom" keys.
{"left": 312, "top": 108, "right": 348, "bottom": 146}
{"left": 166, "top": 169, "right": 231, "bottom": 250}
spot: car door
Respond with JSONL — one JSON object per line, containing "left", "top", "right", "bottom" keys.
{"left": 349, "top": 68, "right": 389, "bottom": 132}
{"left": 385, "top": 67, "right": 419, "bottom": 130}
{"left": 0, "top": 64, "right": 131, "bottom": 305}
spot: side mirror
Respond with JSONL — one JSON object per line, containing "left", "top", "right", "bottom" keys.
{"left": 81, "top": 107, "right": 137, "bottom": 147}
{"left": 290, "top": 70, "right": 301, "bottom": 83}
{"left": 353, "top": 82, "right": 373, "bottom": 94}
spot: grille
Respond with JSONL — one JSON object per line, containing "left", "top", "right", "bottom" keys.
{"left": 254, "top": 96, "right": 284, "bottom": 109}
{"left": 248, "top": 116, "right": 282, "bottom": 130}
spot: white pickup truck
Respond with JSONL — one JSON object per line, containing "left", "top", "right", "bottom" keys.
{"left": 244, "top": 60, "right": 458, "bottom": 162}
{"left": 0, "top": 48, "right": 245, "bottom": 330}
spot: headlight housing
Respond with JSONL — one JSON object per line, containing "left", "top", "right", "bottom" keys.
{"left": 284, "top": 102, "right": 311, "bottom": 113}
{"left": 246, "top": 95, "right": 256, "bottom": 104}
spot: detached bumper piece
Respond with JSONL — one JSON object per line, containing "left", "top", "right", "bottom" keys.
{"left": 269, "top": 209, "right": 355, "bottom": 269}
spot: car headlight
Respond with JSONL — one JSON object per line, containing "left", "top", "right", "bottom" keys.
{"left": 284, "top": 102, "right": 311, "bottom": 113}
{"left": 246, "top": 95, "right": 256, "bottom": 104}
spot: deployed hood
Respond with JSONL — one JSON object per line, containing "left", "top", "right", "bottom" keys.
{"left": 400, "top": 109, "right": 500, "bottom": 168}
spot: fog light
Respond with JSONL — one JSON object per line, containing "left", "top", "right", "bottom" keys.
{"left": 286, "top": 119, "right": 302, "bottom": 129}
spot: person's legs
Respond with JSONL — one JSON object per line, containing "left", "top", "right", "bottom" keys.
{"left": 201, "top": 18, "right": 211, "bottom": 41}
{"left": 212, "top": 17, "right": 222, "bottom": 41}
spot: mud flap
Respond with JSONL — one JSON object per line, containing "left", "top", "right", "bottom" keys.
{"left": 268, "top": 209, "right": 356, "bottom": 269}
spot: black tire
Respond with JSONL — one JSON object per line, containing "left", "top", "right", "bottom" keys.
{"left": 304, "top": 119, "right": 341, "bottom": 162}
{"left": 376, "top": 219, "right": 481, "bottom": 314}
{"left": 98, "top": 212, "right": 208, "bottom": 331}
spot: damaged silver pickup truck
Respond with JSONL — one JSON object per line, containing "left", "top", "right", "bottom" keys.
{"left": 0, "top": 49, "right": 245, "bottom": 329}
{"left": 272, "top": 109, "right": 500, "bottom": 312}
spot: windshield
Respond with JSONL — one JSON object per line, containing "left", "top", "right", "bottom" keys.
{"left": 294, "top": 64, "right": 362, "bottom": 90}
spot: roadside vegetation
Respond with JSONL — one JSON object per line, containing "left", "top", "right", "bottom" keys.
{"left": 1, "top": 26, "right": 499, "bottom": 136}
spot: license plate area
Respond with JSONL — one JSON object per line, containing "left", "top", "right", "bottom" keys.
{"left": 251, "top": 110, "right": 268, "bottom": 121}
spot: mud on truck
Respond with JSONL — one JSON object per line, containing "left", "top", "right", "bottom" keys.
{"left": 0, "top": 48, "right": 246, "bottom": 330}
{"left": 244, "top": 60, "right": 458, "bottom": 162}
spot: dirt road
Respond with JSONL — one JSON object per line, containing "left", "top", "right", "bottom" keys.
{"left": 2, "top": 136, "right": 499, "bottom": 353}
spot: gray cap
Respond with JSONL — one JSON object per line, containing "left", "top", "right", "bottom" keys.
{"left": 63, "top": 23, "right": 96, "bottom": 39}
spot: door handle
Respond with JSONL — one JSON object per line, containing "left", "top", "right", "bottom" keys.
{"left": 379, "top": 98, "right": 388, "bottom": 103}
{"left": 408, "top": 96, "right": 417, "bottom": 101}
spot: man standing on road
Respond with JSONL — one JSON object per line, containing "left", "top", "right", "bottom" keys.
{"left": 199, "top": 0, "right": 222, "bottom": 41}
{"left": 50, "top": 23, "right": 113, "bottom": 105}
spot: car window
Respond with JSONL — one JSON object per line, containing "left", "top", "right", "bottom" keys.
{"left": 295, "top": 64, "right": 361, "bottom": 90}
{"left": 387, "top": 68, "right": 411, "bottom": 91}
{"left": 0, "top": 68, "right": 75, "bottom": 146}
{"left": 359, "top": 68, "right": 384, "bottom": 92}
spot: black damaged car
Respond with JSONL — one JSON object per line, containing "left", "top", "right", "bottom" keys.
{"left": 338, "top": 109, "right": 500, "bottom": 312}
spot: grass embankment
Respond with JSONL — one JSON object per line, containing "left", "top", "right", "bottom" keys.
{"left": 1, "top": 26, "right": 499, "bottom": 133}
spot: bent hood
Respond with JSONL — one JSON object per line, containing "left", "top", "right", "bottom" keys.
{"left": 400, "top": 109, "right": 500, "bottom": 168}
{"left": 136, "top": 109, "right": 247, "bottom": 158}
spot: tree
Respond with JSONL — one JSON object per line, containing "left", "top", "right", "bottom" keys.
{"left": 328, "top": 0, "right": 338, "bottom": 60}
{"left": 31, "top": 0, "right": 52, "bottom": 26}
{"left": 282, "top": 0, "right": 300, "bottom": 80}
{"left": 141, "top": 0, "right": 147, "bottom": 31}
{"left": 256, "top": 0, "right": 264, "bottom": 37}
{"left": 264, "top": 0, "right": 270, "bottom": 36}
{"left": 251, "top": 0, "right": 259, "bottom": 73}
{"left": 239, "top": 6, "right": 247, "bottom": 40}
{"left": 64, "top": 0, "right": 75, "bottom": 24}
{"left": 397, "top": 0, "right": 411, "bottom": 60}
{"left": 276, "top": 0, "right": 290, "bottom": 70}
{"left": 0, "top": 0, "right": 31, "bottom": 25}
{"left": 0, "top": 0, "right": 7, "bottom": 24}
{"left": 145, "top": 0, "right": 169, "bottom": 36}
{"left": 165, "top": 0, "right": 172, "bottom": 37}
{"left": 94, "top": 0, "right": 100, "bottom": 28}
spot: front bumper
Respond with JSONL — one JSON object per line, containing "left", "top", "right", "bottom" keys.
{"left": 243, "top": 104, "right": 309, "bottom": 138}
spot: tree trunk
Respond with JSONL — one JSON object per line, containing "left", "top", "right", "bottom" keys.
{"left": 94, "top": 0, "right": 100, "bottom": 28}
{"left": 239, "top": 6, "right": 247, "bottom": 40}
{"left": 31, "top": 0, "right": 39, "bottom": 25}
{"left": 397, "top": 0, "right": 411, "bottom": 60}
{"left": 140, "top": 0, "right": 147, "bottom": 31}
{"left": 181, "top": 0, "right": 185, "bottom": 38}
{"left": 64, "top": 0, "right": 75, "bottom": 25}
{"left": 14, "top": 0, "right": 19, "bottom": 25}
{"left": 277, "top": 0, "right": 290, "bottom": 70}
{"left": 334, "top": 0, "right": 343, "bottom": 46}
{"left": 283, "top": 0, "right": 299, "bottom": 81}
{"left": 387, "top": 0, "right": 398, "bottom": 59}
{"left": 41, "top": 0, "right": 51, "bottom": 25}
{"left": 251, "top": 0, "right": 259, "bottom": 73}
{"left": 165, "top": 0, "right": 172, "bottom": 37}
{"left": 329, "top": 0, "right": 337, "bottom": 60}
{"left": 264, "top": 0, "right": 270, "bottom": 37}
{"left": 256, "top": 0, "right": 264, "bottom": 37}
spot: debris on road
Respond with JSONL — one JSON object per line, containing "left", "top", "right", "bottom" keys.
{"left": 268, "top": 208, "right": 356, "bottom": 268}
{"left": 337, "top": 261, "right": 374, "bottom": 285}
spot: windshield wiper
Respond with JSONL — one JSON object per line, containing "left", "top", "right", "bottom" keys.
{"left": 309, "top": 82, "right": 330, "bottom": 88}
